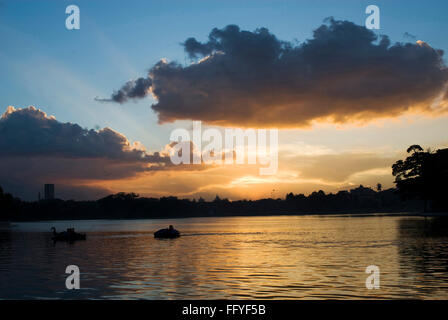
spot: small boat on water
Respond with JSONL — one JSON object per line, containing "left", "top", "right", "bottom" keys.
{"left": 154, "top": 225, "right": 180, "bottom": 239}
{"left": 51, "top": 227, "right": 86, "bottom": 241}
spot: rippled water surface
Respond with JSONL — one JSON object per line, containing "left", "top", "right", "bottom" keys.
{"left": 1, "top": 215, "right": 448, "bottom": 299}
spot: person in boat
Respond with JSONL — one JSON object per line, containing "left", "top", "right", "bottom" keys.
{"left": 154, "top": 225, "right": 180, "bottom": 238}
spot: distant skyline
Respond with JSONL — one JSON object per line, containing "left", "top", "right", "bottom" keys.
{"left": 1, "top": 0, "right": 448, "bottom": 200}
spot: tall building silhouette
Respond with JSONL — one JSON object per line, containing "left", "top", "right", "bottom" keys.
{"left": 44, "top": 184, "right": 55, "bottom": 200}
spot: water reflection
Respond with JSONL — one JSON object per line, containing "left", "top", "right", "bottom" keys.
{"left": 396, "top": 217, "right": 448, "bottom": 298}
{"left": 1, "top": 215, "right": 448, "bottom": 299}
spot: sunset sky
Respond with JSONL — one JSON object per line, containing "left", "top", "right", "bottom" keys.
{"left": 1, "top": 0, "right": 448, "bottom": 201}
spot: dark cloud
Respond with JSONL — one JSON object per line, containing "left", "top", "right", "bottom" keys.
{"left": 0, "top": 106, "right": 166, "bottom": 163}
{"left": 105, "top": 18, "right": 448, "bottom": 127}
{"left": 96, "top": 77, "right": 152, "bottom": 103}
{"left": 403, "top": 32, "right": 417, "bottom": 40}
{"left": 0, "top": 106, "right": 173, "bottom": 200}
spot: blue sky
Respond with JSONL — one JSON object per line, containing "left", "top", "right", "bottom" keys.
{"left": 2, "top": 0, "right": 447, "bottom": 150}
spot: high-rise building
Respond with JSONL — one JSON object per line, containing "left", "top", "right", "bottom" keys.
{"left": 44, "top": 184, "right": 55, "bottom": 200}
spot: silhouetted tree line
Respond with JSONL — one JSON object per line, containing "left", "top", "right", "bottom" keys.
{"left": 393, "top": 145, "right": 448, "bottom": 212}
{"left": 0, "top": 186, "right": 420, "bottom": 221}
{"left": 1, "top": 145, "right": 446, "bottom": 221}
{"left": 0, "top": 186, "right": 20, "bottom": 220}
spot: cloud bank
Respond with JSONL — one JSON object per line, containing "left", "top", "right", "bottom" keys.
{"left": 0, "top": 106, "right": 171, "bottom": 200}
{"left": 102, "top": 18, "right": 448, "bottom": 127}
{"left": 0, "top": 106, "right": 167, "bottom": 162}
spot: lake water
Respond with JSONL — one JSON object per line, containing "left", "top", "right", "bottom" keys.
{"left": 1, "top": 214, "right": 448, "bottom": 299}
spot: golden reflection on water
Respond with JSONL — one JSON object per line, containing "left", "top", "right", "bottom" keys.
{"left": 1, "top": 215, "right": 448, "bottom": 299}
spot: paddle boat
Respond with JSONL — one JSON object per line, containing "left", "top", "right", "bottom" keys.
{"left": 154, "top": 225, "right": 180, "bottom": 239}
{"left": 51, "top": 227, "right": 86, "bottom": 241}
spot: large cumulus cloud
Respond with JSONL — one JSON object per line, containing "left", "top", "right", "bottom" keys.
{"left": 0, "top": 106, "right": 169, "bottom": 163}
{"left": 0, "top": 106, "right": 172, "bottom": 200}
{"left": 102, "top": 18, "right": 448, "bottom": 127}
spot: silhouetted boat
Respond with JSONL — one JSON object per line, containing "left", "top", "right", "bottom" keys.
{"left": 51, "top": 227, "right": 86, "bottom": 241}
{"left": 154, "top": 225, "right": 180, "bottom": 239}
